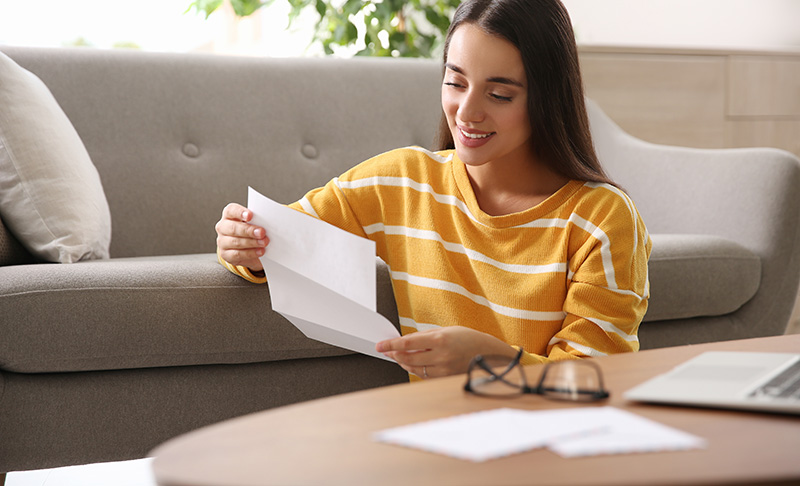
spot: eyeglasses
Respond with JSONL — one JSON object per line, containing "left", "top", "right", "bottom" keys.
{"left": 464, "top": 348, "right": 610, "bottom": 401}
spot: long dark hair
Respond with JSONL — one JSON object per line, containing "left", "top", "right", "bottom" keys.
{"left": 435, "top": 0, "right": 613, "bottom": 185}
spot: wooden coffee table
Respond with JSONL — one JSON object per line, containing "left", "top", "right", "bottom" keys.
{"left": 151, "top": 334, "right": 800, "bottom": 486}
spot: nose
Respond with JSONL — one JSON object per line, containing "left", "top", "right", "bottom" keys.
{"left": 457, "top": 88, "right": 485, "bottom": 124}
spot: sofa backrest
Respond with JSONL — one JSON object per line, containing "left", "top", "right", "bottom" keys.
{"left": 2, "top": 47, "right": 443, "bottom": 258}
{"left": 586, "top": 97, "right": 800, "bottom": 340}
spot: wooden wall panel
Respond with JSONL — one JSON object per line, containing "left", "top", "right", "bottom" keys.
{"left": 578, "top": 46, "right": 800, "bottom": 160}
{"left": 725, "top": 120, "right": 800, "bottom": 155}
{"left": 728, "top": 57, "right": 800, "bottom": 117}
{"left": 579, "top": 52, "right": 727, "bottom": 148}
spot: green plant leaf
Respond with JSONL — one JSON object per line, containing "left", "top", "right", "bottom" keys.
{"left": 424, "top": 7, "right": 450, "bottom": 32}
{"left": 230, "top": 0, "right": 272, "bottom": 17}
{"left": 185, "top": 0, "right": 224, "bottom": 18}
{"left": 342, "top": 0, "right": 362, "bottom": 17}
{"left": 187, "top": 0, "right": 459, "bottom": 58}
{"left": 287, "top": 0, "right": 312, "bottom": 26}
{"left": 314, "top": 0, "right": 327, "bottom": 18}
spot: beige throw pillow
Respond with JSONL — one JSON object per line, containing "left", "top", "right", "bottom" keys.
{"left": 0, "top": 51, "right": 111, "bottom": 263}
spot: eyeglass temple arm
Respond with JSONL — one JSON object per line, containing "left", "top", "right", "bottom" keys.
{"left": 473, "top": 355, "right": 533, "bottom": 390}
{"left": 476, "top": 355, "right": 519, "bottom": 378}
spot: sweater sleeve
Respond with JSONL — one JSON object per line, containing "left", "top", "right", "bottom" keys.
{"left": 519, "top": 190, "right": 651, "bottom": 365}
{"left": 288, "top": 178, "right": 370, "bottom": 240}
{"left": 552, "top": 191, "right": 650, "bottom": 360}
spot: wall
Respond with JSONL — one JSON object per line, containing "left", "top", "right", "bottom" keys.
{"left": 579, "top": 46, "right": 800, "bottom": 158}
{"left": 563, "top": 0, "right": 800, "bottom": 51}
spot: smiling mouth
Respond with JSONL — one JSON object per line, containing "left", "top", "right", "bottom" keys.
{"left": 459, "top": 128, "right": 495, "bottom": 139}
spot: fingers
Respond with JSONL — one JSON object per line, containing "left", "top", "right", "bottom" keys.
{"left": 215, "top": 222, "right": 268, "bottom": 256}
{"left": 381, "top": 348, "right": 430, "bottom": 367}
{"left": 377, "top": 327, "right": 512, "bottom": 379}
{"left": 215, "top": 218, "right": 267, "bottom": 242}
{"left": 222, "top": 202, "right": 249, "bottom": 222}
{"left": 216, "top": 203, "right": 269, "bottom": 270}
{"left": 378, "top": 334, "right": 439, "bottom": 379}
{"left": 218, "top": 203, "right": 267, "bottom": 240}
{"left": 381, "top": 350, "right": 434, "bottom": 379}
{"left": 399, "top": 363, "right": 434, "bottom": 380}
{"left": 377, "top": 331, "right": 436, "bottom": 354}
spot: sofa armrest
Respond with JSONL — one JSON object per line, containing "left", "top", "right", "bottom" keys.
{"left": 587, "top": 98, "right": 800, "bottom": 341}
{"left": 645, "top": 234, "right": 760, "bottom": 322}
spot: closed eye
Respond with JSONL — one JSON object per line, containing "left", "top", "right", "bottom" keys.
{"left": 491, "top": 93, "right": 513, "bottom": 102}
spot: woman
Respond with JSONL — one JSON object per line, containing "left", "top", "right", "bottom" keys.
{"left": 215, "top": 0, "right": 651, "bottom": 380}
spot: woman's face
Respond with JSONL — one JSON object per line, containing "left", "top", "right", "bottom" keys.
{"left": 442, "top": 23, "right": 532, "bottom": 168}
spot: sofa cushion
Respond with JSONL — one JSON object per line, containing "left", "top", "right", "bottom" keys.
{"left": 644, "top": 234, "right": 761, "bottom": 322}
{"left": 0, "top": 237, "right": 761, "bottom": 373}
{"left": 0, "top": 51, "right": 111, "bottom": 263}
{"left": 0, "top": 254, "right": 401, "bottom": 374}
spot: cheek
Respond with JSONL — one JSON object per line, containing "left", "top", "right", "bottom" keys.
{"left": 505, "top": 105, "right": 531, "bottom": 136}
{"left": 441, "top": 91, "right": 458, "bottom": 125}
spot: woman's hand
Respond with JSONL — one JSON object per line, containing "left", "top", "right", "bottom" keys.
{"left": 215, "top": 203, "right": 269, "bottom": 272}
{"left": 376, "top": 326, "right": 517, "bottom": 379}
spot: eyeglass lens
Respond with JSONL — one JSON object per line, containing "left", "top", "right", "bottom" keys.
{"left": 537, "top": 360, "right": 608, "bottom": 401}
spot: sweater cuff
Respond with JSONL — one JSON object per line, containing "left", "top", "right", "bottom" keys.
{"left": 216, "top": 248, "right": 267, "bottom": 284}
{"left": 511, "top": 345, "right": 547, "bottom": 366}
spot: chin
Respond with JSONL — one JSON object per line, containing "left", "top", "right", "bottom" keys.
{"left": 454, "top": 146, "right": 492, "bottom": 167}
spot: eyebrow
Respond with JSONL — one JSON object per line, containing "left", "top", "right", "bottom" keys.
{"left": 445, "top": 63, "right": 525, "bottom": 88}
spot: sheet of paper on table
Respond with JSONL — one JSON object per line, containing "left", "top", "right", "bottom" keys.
{"left": 247, "top": 187, "right": 400, "bottom": 362}
{"left": 373, "top": 406, "right": 706, "bottom": 462}
{"left": 5, "top": 458, "right": 156, "bottom": 486}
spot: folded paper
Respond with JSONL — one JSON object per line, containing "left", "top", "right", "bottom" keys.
{"left": 248, "top": 187, "right": 400, "bottom": 361}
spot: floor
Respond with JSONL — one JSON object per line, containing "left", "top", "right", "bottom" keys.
{"left": 5, "top": 459, "right": 156, "bottom": 486}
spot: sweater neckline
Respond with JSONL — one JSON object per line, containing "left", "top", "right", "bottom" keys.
{"left": 450, "top": 152, "right": 584, "bottom": 229}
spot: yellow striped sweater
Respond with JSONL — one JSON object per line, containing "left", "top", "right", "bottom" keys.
{"left": 221, "top": 147, "right": 651, "bottom": 366}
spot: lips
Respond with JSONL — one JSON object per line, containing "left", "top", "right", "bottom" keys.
{"left": 457, "top": 126, "right": 495, "bottom": 148}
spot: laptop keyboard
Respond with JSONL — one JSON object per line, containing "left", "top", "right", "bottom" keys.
{"left": 749, "top": 360, "right": 800, "bottom": 401}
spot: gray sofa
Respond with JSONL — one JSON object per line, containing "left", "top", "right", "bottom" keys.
{"left": 1, "top": 46, "right": 799, "bottom": 474}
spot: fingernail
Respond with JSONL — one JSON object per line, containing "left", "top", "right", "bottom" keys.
{"left": 243, "top": 210, "right": 251, "bottom": 220}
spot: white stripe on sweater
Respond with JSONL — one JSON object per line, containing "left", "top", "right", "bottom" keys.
{"left": 586, "top": 182, "right": 639, "bottom": 256}
{"left": 584, "top": 317, "right": 639, "bottom": 343}
{"left": 364, "top": 223, "right": 566, "bottom": 275}
{"left": 391, "top": 271, "right": 567, "bottom": 322}
{"left": 405, "top": 146, "right": 453, "bottom": 164}
{"left": 519, "top": 215, "right": 617, "bottom": 289}
{"left": 297, "top": 196, "right": 319, "bottom": 218}
{"left": 398, "top": 317, "right": 442, "bottom": 332}
{"left": 334, "top": 176, "right": 486, "bottom": 226}
{"left": 548, "top": 338, "right": 607, "bottom": 357}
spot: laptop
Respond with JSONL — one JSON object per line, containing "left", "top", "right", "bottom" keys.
{"left": 624, "top": 351, "right": 800, "bottom": 415}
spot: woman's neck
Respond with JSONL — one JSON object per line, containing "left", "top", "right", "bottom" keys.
{"left": 464, "top": 153, "right": 569, "bottom": 217}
